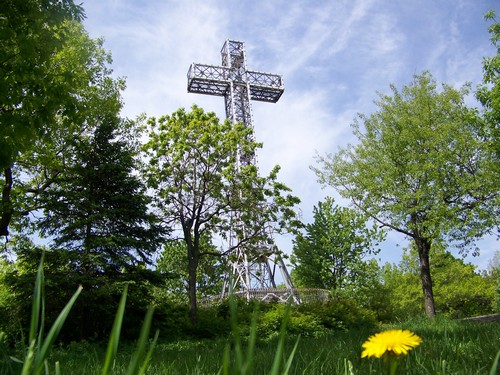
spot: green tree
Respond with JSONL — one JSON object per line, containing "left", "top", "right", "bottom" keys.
{"left": 1, "top": 0, "right": 84, "bottom": 170}
{"left": 1, "top": 6, "right": 120, "bottom": 237}
{"left": 156, "top": 236, "right": 225, "bottom": 303}
{"left": 9, "top": 113, "right": 166, "bottom": 340}
{"left": 477, "top": 10, "right": 500, "bottom": 160}
{"left": 144, "top": 105, "right": 300, "bottom": 325}
{"left": 383, "top": 247, "right": 496, "bottom": 318}
{"left": 315, "top": 72, "right": 498, "bottom": 317}
{"left": 290, "top": 197, "right": 385, "bottom": 290}
{"left": 37, "top": 115, "right": 163, "bottom": 271}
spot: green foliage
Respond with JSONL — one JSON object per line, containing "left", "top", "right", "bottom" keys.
{"left": 36, "top": 115, "right": 163, "bottom": 269}
{"left": 315, "top": 71, "right": 498, "bottom": 316}
{"left": 156, "top": 237, "right": 225, "bottom": 303}
{"left": 1, "top": 256, "right": 158, "bottom": 375}
{"left": 0, "top": 0, "right": 84, "bottom": 170}
{"left": 143, "top": 105, "right": 300, "bottom": 324}
{"left": 151, "top": 303, "right": 191, "bottom": 339}
{"left": 477, "top": 10, "right": 500, "bottom": 161}
{"left": 219, "top": 294, "right": 299, "bottom": 375}
{"left": 0, "top": 8, "right": 163, "bottom": 340}
{"left": 1, "top": 239, "right": 163, "bottom": 342}
{"left": 382, "top": 248, "right": 496, "bottom": 319}
{"left": 3, "top": 261, "right": 498, "bottom": 374}
{"left": 489, "top": 251, "right": 500, "bottom": 311}
{"left": 1, "top": 253, "right": 82, "bottom": 374}
{"left": 256, "top": 303, "right": 322, "bottom": 340}
{"left": 291, "top": 196, "right": 385, "bottom": 290}
{"left": 343, "top": 259, "right": 394, "bottom": 322}
{"left": 1, "top": 12, "right": 126, "bottom": 237}
{"left": 316, "top": 71, "right": 496, "bottom": 255}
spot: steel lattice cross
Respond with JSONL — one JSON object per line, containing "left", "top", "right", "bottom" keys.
{"left": 187, "top": 40, "right": 298, "bottom": 302}
{"left": 187, "top": 40, "right": 284, "bottom": 131}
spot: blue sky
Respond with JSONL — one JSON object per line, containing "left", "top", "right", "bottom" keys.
{"left": 82, "top": 0, "right": 499, "bottom": 270}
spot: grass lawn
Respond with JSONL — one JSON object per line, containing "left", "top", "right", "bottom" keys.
{"left": 43, "top": 317, "right": 499, "bottom": 374}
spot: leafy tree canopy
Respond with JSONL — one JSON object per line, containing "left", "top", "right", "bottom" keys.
{"left": 1, "top": 0, "right": 85, "bottom": 169}
{"left": 314, "top": 72, "right": 499, "bottom": 316}
{"left": 144, "top": 105, "right": 301, "bottom": 324}
{"left": 477, "top": 10, "right": 500, "bottom": 160}
{"left": 1, "top": 15, "right": 125, "bottom": 237}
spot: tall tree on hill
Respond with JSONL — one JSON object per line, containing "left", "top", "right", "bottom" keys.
{"left": 144, "top": 105, "right": 301, "bottom": 325}
{"left": 314, "top": 72, "right": 498, "bottom": 317}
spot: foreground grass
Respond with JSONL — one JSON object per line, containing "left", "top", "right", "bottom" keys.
{"left": 2, "top": 262, "right": 498, "bottom": 374}
{"left": 45, "top": 317, "right": 499, "bottom": 374}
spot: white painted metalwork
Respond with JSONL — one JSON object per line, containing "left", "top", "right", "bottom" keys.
{"left": 187, "top": 40, "right": 297, "bottom": 302}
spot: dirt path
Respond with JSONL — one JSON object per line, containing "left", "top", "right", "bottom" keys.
{"left": 463, "top": 314, "right": 500, "bottom": 323}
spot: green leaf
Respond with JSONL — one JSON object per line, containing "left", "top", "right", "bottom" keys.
{"left": 102, "top": 284, "right": 128, "bottom": 375}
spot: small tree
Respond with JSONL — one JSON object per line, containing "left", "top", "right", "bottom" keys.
{"left": 315, "top": 72, "right": 498, "bottom": 316}
{"left": 290, "top": 197, "right": 385, "bottom": 290}
{"left": 144, "top": 105, "right": 300, "bottom": 325}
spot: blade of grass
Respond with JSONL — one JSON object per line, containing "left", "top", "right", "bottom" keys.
{"left": 269, "top": 302, "right": 292, "bottom": 375}
{"left": 33, "top": 285, "right": 82, "bottom": 375}
{"left": 28, "top": 253, "right": 44, "bottom": 344}
{"left": 21, "top": 340, "right": 36, "bottom": 375}
{"left": 126, "top": 306, "right": 155, "bottom": 375}
{"left": 490, "top": 349, "right": 500, "bottom": 375}
{"left": 22, "top": 254, "right": 47, "bottom": 375}
{"left": 102, "top": 284, "right": 128, "bottom": 375}
{"left": 282, "top": 336, "right": 300, "bottom": 375}
{"left": 228, "top": 291, "right": 243, "bottom": 372}
{"left": 138, "top": 329, "right": 159, "bottom": 375}
{"left": 242, "top": 308, "right": 259, "bottom": 375}
{"left": 220, "top": 344, "right": 230, "bottom": 375}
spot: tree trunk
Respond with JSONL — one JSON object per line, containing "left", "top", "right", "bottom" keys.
{"left": 415, "top": 237, "right": 436, "bottom": 317}
{"left": 0, "top": 167, "right": 13, "bottom": 237}
{"left": 187, "top": 244, "right": 200, "bottom": 326}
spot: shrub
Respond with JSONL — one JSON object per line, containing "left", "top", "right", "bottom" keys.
{"left": 298, "top": 293, "right": 377, "bottom": 330}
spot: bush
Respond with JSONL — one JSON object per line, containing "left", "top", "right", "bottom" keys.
{"left": 298, "top": 293, "right": 377, "bottom": 330}
{"left": 257, "top": 303, "right": 322, "bottom": 340}
{"left": 1, "top": 245, "right": 163, "bottom": 343}
{"left": 148, "top": 302, "right": 190, "bottom": 340}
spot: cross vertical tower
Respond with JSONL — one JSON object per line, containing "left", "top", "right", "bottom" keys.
{"left": 187, "top": 40, "right": 297, "bottom": 301}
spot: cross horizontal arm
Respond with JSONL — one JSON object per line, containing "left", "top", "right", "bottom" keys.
{"left": 187, "top": 63, "right": 284, "bottom": 102}
{"left": 187, "top": 63, "right": 230, "bottom": 97}
{"left": 247, "top": 71, "right": 284, "bottom": 102}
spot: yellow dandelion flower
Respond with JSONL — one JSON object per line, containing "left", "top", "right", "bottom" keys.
{"left": 361, "top": 329, "right": 422, "bottom": 359}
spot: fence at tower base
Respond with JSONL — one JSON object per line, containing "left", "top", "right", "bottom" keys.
{"left": 201, "top": 288, "right": 331, "bottom": 305}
